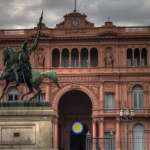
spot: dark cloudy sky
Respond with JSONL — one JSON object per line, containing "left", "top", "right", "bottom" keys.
{"left": 0, "top": 0, "right": 150, "bottom": 29}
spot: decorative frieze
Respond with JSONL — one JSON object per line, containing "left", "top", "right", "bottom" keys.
{"left": 59, "top": 75, "right": 99, "bottom": 81}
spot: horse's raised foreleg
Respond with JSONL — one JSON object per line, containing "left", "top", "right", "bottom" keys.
{"left": 28, "top": 82, "right": 42, "bottom": 101}
{"left": 0, "top": 80, "right": 9, "bottom": 100}
{"left": 20, "top": 86, "right": 34, "bottom": 100}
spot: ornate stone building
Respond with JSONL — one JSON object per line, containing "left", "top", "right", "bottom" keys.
{"left": 0, "top": 10, "right": 150, "bottom": 150}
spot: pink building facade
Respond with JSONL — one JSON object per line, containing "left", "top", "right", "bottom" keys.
{"left": 0, "top": 11, "right": 150, "bottom": 150}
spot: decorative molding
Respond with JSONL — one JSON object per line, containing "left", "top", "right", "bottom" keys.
{"left": 115, "top": 100, "right": 120, "bottom": 108}
{"left": 104, "top": 82, "right": 115, "bottom": 90}
{"left": 101, "top": 76, "right": 119, "bottom": 81}
{"left": 59, "top": 75, "right": 99, "bottom": 81}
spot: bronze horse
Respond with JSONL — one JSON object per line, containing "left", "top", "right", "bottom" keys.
{"left": 0, "top": 47, "right": 61, "bottom": 101}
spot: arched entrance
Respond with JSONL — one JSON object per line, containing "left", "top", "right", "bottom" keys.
{"left": 58, "top": 90, "right": 92, "bottom": 150}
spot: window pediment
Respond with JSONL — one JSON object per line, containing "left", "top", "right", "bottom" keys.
{"left": 95, "top": 31, "right": 121, "bottom": 38}
{"left": 27, "top": 33, "right": 53, "bottom": 40}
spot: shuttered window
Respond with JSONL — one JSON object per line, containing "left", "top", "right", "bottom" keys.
{"left": 7, "top": 86, "right": 19, "bottom": 100}
{"left": 132, "top": 124, "right": 145, "bottom": 150}
{"left": 132, "top": 85, "right": 144, "bottom": 109}
{"left": 105, "top": 93, "right": 115, "bottom": 109}
{"left": 36, "top": 93, "right": 45, "bottom": 101}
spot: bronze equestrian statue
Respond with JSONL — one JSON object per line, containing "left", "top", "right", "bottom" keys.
{"left": 0, "top": 11, "right": 61, "bottom": 101}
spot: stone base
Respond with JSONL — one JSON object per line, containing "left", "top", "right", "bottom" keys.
{"left": 0, "top": 106, "right": 56, "bottom": 150}
{"left": 0, "top": 100, "right": 51, "bottom": 107}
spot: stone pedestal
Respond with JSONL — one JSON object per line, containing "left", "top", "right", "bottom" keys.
{"left": 0, "top": 106, "right": 56, "bottom": 150}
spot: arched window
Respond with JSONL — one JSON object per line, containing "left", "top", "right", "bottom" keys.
{"left": 7, "top": 86, "right": 19, "bottom": 100}
{"left": 132, "top": 123, "right": 145, "bottom": 150}
{"left": 134, "top": 48, "right": 140, "bottom": 66}
{"left": 142, "top": 48, "right": 147, "bottom": 66}
{"left": 127, "top": 49, "right": 132, "bottom": 67}
{"left": 36, "top": 93, "right": 45, "bottom": 101}
{"left": 71, "top": 48, "right": 79, "bottom": 68}
{"left": 62, "top": 49, "right": 69, "bottom": 68}
{"left": 81, "top": 48, "right": 88, "bottom": 68}
{"left": 132, "top": 85, "right": 144, "bottom": 109}
{"left": 52, "top": 49, "right": 60, "bottom": 68}
{"left": 90, "top": 48, "right": 98, "bottom": 67}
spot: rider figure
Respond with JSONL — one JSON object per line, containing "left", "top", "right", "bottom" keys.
{"left": 3, "top": 47, "right": 20, "bottom": 86}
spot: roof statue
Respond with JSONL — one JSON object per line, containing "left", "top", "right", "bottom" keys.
{"left": 0, "top": 11, "right": 61, "bottom": 103}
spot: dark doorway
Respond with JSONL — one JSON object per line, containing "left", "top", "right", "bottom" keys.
{"left": 58, "top": 90, "right": 92, "bottom": 150}
{"left": 70, "top": 124, "right": 88, "bottom": 150}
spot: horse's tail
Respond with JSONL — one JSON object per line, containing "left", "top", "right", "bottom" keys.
{"left": 42, "top": 71, "right": 61, "bottom": 89}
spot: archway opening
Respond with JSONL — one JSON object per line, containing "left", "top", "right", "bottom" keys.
{"left": 58, "top": 90, "right": 92, "bottom": 150}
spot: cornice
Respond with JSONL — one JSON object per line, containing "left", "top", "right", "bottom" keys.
{"left": 1, "top": 34, "right": 150, "bottom": 42}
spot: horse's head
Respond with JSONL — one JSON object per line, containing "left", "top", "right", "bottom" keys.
{"left": 3, "top": 47, "right": 11, "bottom": 62}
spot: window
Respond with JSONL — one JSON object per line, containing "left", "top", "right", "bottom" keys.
{"left": 71, "top": 49, "right": 79, "bottom": 68}
{"left": 62, "top": 49, "right": 69, "bottom": 68}
{"left": 52, "top": 49, "right": 60, "bottom": 68}
{"left": 7, "top": 86, "right": 19, "bottom": 100}
{"left": 142, "top": 48, "right": 147, "bottom": 66}
{"left": 105, "top": 132, "right": 116, "bottom": 150}
{"left": 132, "top": 124, "right": 145, "bottom": 150}
{"left": 105, "top": 93, "right": 115, "bottom": 112}
{"left": 90, "top": 48, "right": 98, "bottom": 67}
{"left": 81, "top": 49, "right": 88, "bottom": 67}
{"left": 36, "top": 93, "right": 45, "bottom": 101}
{"left": 134, "top": 48, "right": 140, "bottom": 67}
{"left": 132, "top": 85, "right": 144, "bottom": 109}
{"left": 127, "top": 49, "right": 132, "bottom": 67}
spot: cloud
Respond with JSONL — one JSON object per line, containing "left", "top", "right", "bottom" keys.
{"left": 0, "top": 0, "right": 150, "bottom": 29}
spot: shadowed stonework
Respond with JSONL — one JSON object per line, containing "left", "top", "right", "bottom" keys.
{"left": 0, "top": 100, "right": 50, "bottom": 107}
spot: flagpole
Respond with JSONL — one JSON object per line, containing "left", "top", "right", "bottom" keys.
{"left": 74, "top": 0, "right": 76, "bottom": 11}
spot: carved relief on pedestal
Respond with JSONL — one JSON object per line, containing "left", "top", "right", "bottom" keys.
{"left": 104, "top": 47, "right": 114, "bottom": 67}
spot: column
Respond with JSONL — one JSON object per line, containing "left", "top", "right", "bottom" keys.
{"left": 99, "top": 118, "right": 104, "bottom": 150}
{"left": 99, "top": 81, "right": 104, "bottom": 114}
{"left": 79, "top": 51, "right": 81, "bottom": 68}
{"left": 140, "top": 49, "right": 142, "bottom": 66}
{"left": 59, "top": 51, "right": 62, "bottom": 68}
{"left": 99, "top": 45, "right": 103, "bottom": 67}
{"left": 92, "top": 120, "right": 96, "bottom": 150}
{"left": 69, "top": 51, "right": 71, "bottom": 68}
{"left": 132, "top": 50, "right": 134, "bottom": 66}
{"left": 46, "top": 82, "right": 50, "bottom": 102}
{"left": 54, "top": 118, "right": 59, "bottom": 150}
{"left": 88, "top": 50, "right": 90, "bottom": 68}
{"left": 50, "top": 51, "right": 52, "bottom": 68}
{"left": 115, "top": 81, "right": 119, "bottom": 113}
{"left": 124, "top": 82, "right": 127, "bottom": 109}
{"left": 145, "top": 131, "right": 148, "bottom": 150}
{"left": 116, "top": 118, "right": 120, "bottom": 150}
{"left": 60, "top": 123, "right": 64, "bottom": 149}
{"left": 45, "top": 46, "right": 50, "bottom": 68}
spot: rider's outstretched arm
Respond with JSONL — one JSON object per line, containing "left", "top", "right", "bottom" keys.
{"left": 29, "top": 11, "right": 43, "bottom": 53}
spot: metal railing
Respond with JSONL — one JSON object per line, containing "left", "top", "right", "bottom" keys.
{"left": 86, "top": 133, "right": 148, "bottom": 150}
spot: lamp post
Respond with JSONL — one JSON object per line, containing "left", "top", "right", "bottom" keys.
{"left": 120, "top": 109, "right": 135, "bottom": 150}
